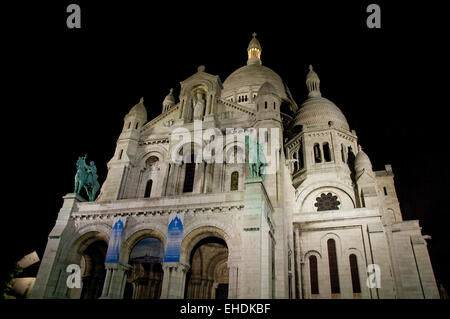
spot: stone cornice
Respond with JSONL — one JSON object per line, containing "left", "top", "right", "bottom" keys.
{"left": 139, "top": 137, "right": 169, "bottom": 146}
{"left": 71, "top": 204, "right": 244, "bottom": 220}
{"left": 293, "top": 208, "right": 381, "bottom": 224}
{"left": 73, "top": 193, "right": 244, "bottom": 220}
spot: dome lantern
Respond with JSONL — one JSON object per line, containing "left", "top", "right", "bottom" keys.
{"left": 306, "top": 65, "right": 321, "bottom": 97}
{"left": 247, "top": 33, "right": 262, "bottom": 66}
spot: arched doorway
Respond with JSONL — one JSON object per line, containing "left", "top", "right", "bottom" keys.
{"left": 79, "top": 240, "right": 108, "bottom": 299}
{"left": 185, "top": 237, "right": 229, "bottom": 299}
{"left": 125, "top": 237, "right": 164, "bottom": 299}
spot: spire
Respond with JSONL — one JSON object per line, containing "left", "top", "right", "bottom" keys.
{"left": 247, "top": 33, "right": 262, "bottom": 65}
{"left": 306, "top": 64, "right": 321, "bottom": 97}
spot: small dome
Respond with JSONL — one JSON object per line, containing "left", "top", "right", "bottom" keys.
{"left": 257, "top": 82, "right": 278, "bottom": 96}
{"left": 294, "top": 96, "right": 349, "bottom": 130}
{"left": 222, "top": 64, "right": 288, "bottom": 100}
{"left": 354, "top": 146, "right": 373, "bottom": 173}
{"left": 294, "top": 65, "right": 349, "bottom": 131}
{"left": 129, "top": 97, "right": 147, "bottom": 119}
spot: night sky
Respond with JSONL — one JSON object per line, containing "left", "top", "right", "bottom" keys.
{"left": 3, "top": 1, "right": 449, "bottom": 295}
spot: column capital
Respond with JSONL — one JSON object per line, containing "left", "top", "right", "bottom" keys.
{"left": 162, "top": 262, "right": 190, "bottom": 273}
{"left": 226, "top": 259, "right": 240, "bottom": 269}
{"left": 105, "top": 262, "right": 131, "bottom": 272}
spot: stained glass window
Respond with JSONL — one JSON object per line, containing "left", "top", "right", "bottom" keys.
{"left": 314, "top": 193, "right": 340, "bottom": 211}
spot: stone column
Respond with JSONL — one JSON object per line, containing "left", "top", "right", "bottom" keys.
{"left": 101, "top": 263, "right": 130, "bottom": 299}
{"left": 160, "top": 262, "right": 190, "bottom": 299}
{"left": 227, "top": 260, "right": 240, "bottom": 299}
{"left": 193, "top": 162, "right": 205, "bottom": 194}
{"left": 294, "top": 226, "right": 305, "bottom": 299}
{"left": 159, "top": 162, "right": 170, "bottom": 197}
{"left": 206, "top": 94, "right": 212, "bottom": 115}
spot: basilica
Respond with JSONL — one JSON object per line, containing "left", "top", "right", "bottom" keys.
{"left": 32, "top": 34, "right": 439, "bottom": 299}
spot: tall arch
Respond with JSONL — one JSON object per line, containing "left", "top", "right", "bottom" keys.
{"left": 61, "top": 229, "right": 110, "bottom": 299}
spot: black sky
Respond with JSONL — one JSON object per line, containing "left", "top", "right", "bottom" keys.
{"left": 3, "top": 1, "right": 449, "bottom": 294}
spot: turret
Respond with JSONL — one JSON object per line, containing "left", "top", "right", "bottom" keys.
{"left": 162, "top": 88, "right": 175, "bottom": 112}
{"left": 97, "top": 98, "right": 147, "bottom": 201}
{"left": 255, "top": 82, "right": 281, "bottom": 122}
{"left": 354, "top": 145, "right": 379, "bottom": 208}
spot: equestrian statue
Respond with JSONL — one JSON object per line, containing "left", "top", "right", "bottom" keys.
{"left": 74, "top": 155, "right": 100, "bottom": 201}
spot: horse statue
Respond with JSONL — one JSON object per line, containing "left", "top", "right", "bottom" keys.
{"left": 74, "top": 155, "right": 100, "bottom": 201}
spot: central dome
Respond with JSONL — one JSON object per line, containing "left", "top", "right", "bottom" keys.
{"left": 222, "top": 64, "right": 288, "bottom": 100}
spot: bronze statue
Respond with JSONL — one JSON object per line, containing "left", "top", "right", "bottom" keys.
{"left": 74, "top": 155, "right": 100, "bottom": 201}
{"left": 245, "top": 134, "right": 267, "bottom": 180}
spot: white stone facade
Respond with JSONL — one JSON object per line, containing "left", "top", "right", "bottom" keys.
{"left": 31, "top": 34, "right": 439, "bottom": 299}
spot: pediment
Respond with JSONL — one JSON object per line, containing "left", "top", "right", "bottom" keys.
{"left": 140, "top": 103, "right": 181, "bottom": 137}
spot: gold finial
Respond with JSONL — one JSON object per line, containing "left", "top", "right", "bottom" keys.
{"left": 139, "top": 97, "right": 144, "bottom": 103}
{"left": 252, "top": 32, "right": 257, "bottom": 37}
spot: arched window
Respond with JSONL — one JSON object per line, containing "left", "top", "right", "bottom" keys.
{"left": 323, "top": 142, "right": 331, "bottom": 162}
{"left": 273, "top": 102, "right": 276, "bottom": 109}
{"left": 183, "top": 153, "right": 195, "bottom": 193}
{"left": 127, "top": 122, "right": 131, "bottom": 129}
{"left": 299, "top": 145, "right": 304, "bottom": 169}
{"left": 118, "top": 149, "right": 123, "bottom": 160}
{"left": 349, "top": 254, "right": 361, "bottom": 294}
{"left": 309, "top": 255, "right": 319, "bottom": 295}
{"left": 230, "top": 171, "right": 239, "bottom": 191}
{"left": 383, "top": 187, "right": 388, "bottom": 196}
{"left": 264, "top": 101, "right": 268, "bottom": 109}
{"left": 126, "top": 237, "right": 164, "bottom": 299}
{"left": 135, "top": 122, "right": 139, "bottom": 129}
{"left": 314, "top": 143, "right": 322, "bottom": 163}
{"left": 327, "top": 239, "right": 340, "bottom": 294}
{"left": 144, "top": 179, "right": 153, "bottom": 198}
